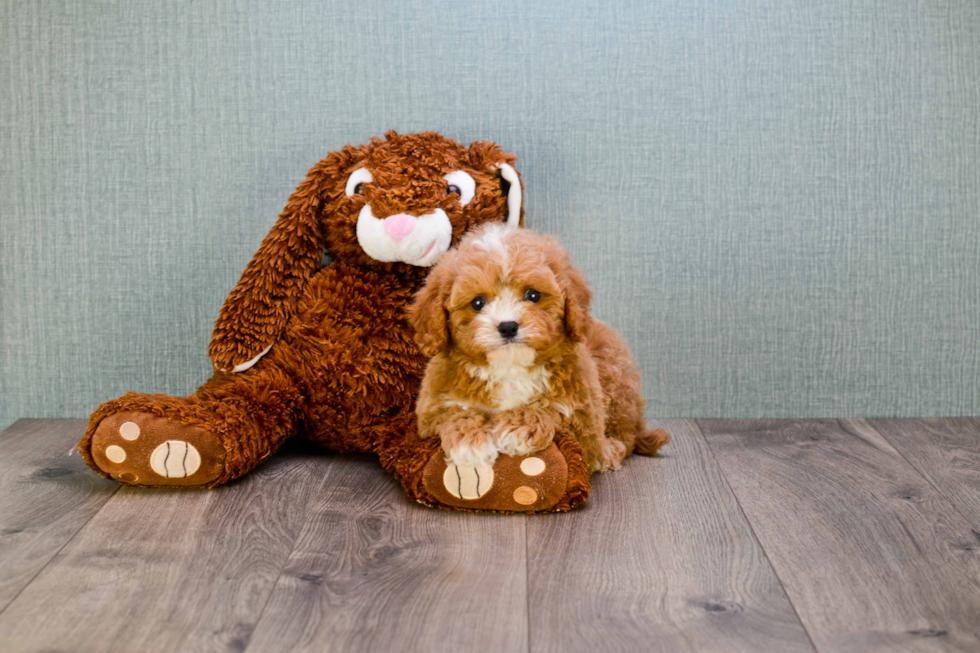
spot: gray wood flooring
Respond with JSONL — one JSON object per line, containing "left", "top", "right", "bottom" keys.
{"left": 0, "top": 418, "right": 977, "bottom": 652}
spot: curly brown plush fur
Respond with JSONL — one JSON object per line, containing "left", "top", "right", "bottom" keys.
{"left": 79, "top": 131, "right": 592, "bottom": 512}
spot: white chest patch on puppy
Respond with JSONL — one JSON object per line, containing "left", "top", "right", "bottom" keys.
{"left": 466, "top": 345, "right": 551, "bottom": 410}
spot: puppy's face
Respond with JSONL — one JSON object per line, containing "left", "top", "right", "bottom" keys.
{"left": 411, "top": 225, "right": 593, "bottom": 362}
{"left": 447, "top": 238, "right": 563, "bottom": 360}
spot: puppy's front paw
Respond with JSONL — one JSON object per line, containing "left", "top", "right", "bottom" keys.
{"left": 492, "top": 413, "right": 555, "bottom": 458}
{"left": 445, "top": 436, "right": 499, "bottom": 469}
{"left": 436, "top": 419, "right": 498, "bottom": 469}
{"left": 494, "top": 425, "right": 537, "bottom": 457}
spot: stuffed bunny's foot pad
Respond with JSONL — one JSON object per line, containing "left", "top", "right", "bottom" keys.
{"left": 90, "top": 411, "right": 225, "bottom": 487}
{"left": 422, "top": 442, "right": 568, "bottom": 512}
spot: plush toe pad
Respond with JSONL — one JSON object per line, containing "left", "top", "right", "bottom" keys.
{"left": 423, "top": 443, "right": 568, "bottom": 512}
{"left": 90, "top": 412, "right": 225, "bottom": 487}
{"left": 443, "top": 463, "right": 494, "bottom": 500}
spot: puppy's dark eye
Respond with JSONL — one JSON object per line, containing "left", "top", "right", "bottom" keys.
{"left": 353, "top": 182, "right": 364, "bottom": 195}
{"left": 447, "top": 184, "right": 461, "bottom": 196}
{"left": 470, "top": 296, "right": 486, "bottom": 311}
{"left": 524, "top": 289, "right": 541, "bottom": 303}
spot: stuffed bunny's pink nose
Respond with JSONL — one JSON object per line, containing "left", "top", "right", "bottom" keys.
{"left": 383, "top": 213, "right": 418, "bottom": 242}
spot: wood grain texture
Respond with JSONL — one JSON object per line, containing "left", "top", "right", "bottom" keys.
{"left": 526, "top": 420, "right": 815, "bottom": 653}
{"left": 700, "top": 419, "right": 980, "bottom": 652}
{"left": 870, "top": 418, "right": 980, "bottom": 530}
{"left": 0, "top": 440, "right": 327, "bottom": 653}
{"left": 7, "top": 418, "right": 980, "bottom": 653}
{"left": 244, "top": 454, "right": 528, "bottom": 653}
{"left": 0, "top": 419, "right": 117, "bottom": 612}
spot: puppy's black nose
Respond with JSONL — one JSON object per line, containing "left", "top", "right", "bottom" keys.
{"left": 497, "top": 321, "right": 519, "bottom": 340}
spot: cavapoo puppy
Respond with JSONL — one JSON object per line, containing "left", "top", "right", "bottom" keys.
{"left": 409, "top": 223, "right": 669, "bottom": 476}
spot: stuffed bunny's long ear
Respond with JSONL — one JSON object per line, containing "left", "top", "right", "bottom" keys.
{"left": 496, "top": 163, "right": 523, "bottom": 227}
{"left": 208, "top": 161, "right": 335, "bottom": 373}
{"left": 467, "top": 141, "right": 524, "bottom": 228}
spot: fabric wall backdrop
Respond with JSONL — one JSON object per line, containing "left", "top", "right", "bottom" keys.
{"left": 2, "top": 0, "right": 978, "bottom": 430}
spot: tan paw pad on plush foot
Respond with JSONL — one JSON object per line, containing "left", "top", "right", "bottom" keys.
{"left": 423, "top": 443, "right": 568, "bottom": 512}
{"left": 90, "top": 412, "right": 225, "bottom": 487}
{"left": 443, "top": 463, "right": 494, "bottom": 500}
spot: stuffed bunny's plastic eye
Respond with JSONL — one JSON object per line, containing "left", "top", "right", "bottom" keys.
{"left": 345, "top": 168, "right": 374, "bottom": 197}
{"left": 443, "top": 171, "right": 475, "bottom": 206}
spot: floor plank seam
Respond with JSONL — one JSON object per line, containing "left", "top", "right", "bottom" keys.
{"left": 238, "top": 468, "right": 331, "bottom": 653}
{"left": 862, "top": 418, "right": 980, "bottom": 531}
{"left": 693, "top": 420, "right": 821, "bottom": 653}
{"left": 0, "top": 483, "right": 121, "bottom": 618}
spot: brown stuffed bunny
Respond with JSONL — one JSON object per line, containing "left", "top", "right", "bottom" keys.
{"left": 79, "top": 131, "right": 592, "bottom": 512}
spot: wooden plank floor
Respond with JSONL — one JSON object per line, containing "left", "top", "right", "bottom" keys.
{"left": 0, "top": 418, "right": 977, "bottom": 652}
{"left": 699, "top": 419, "right": 980, "bottom": 652}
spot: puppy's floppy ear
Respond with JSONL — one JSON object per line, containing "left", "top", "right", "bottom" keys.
{"left": 409, "top": 249, "right": 459, "bottom": 358}
{"left": 209, "top": 151, "right": 349, "bottom": 373}
{"left": 561, "top": 264, "right": 593, "bottom": 342}
{"left": 545, "top": 241, "right": 592, "bottom": 342}
{"left": 468, "top": 140, "right": 524, "bottom": 228}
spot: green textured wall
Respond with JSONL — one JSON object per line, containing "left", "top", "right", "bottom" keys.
{"left": 2, "top": 0, "right": 979, "bottom": 430}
